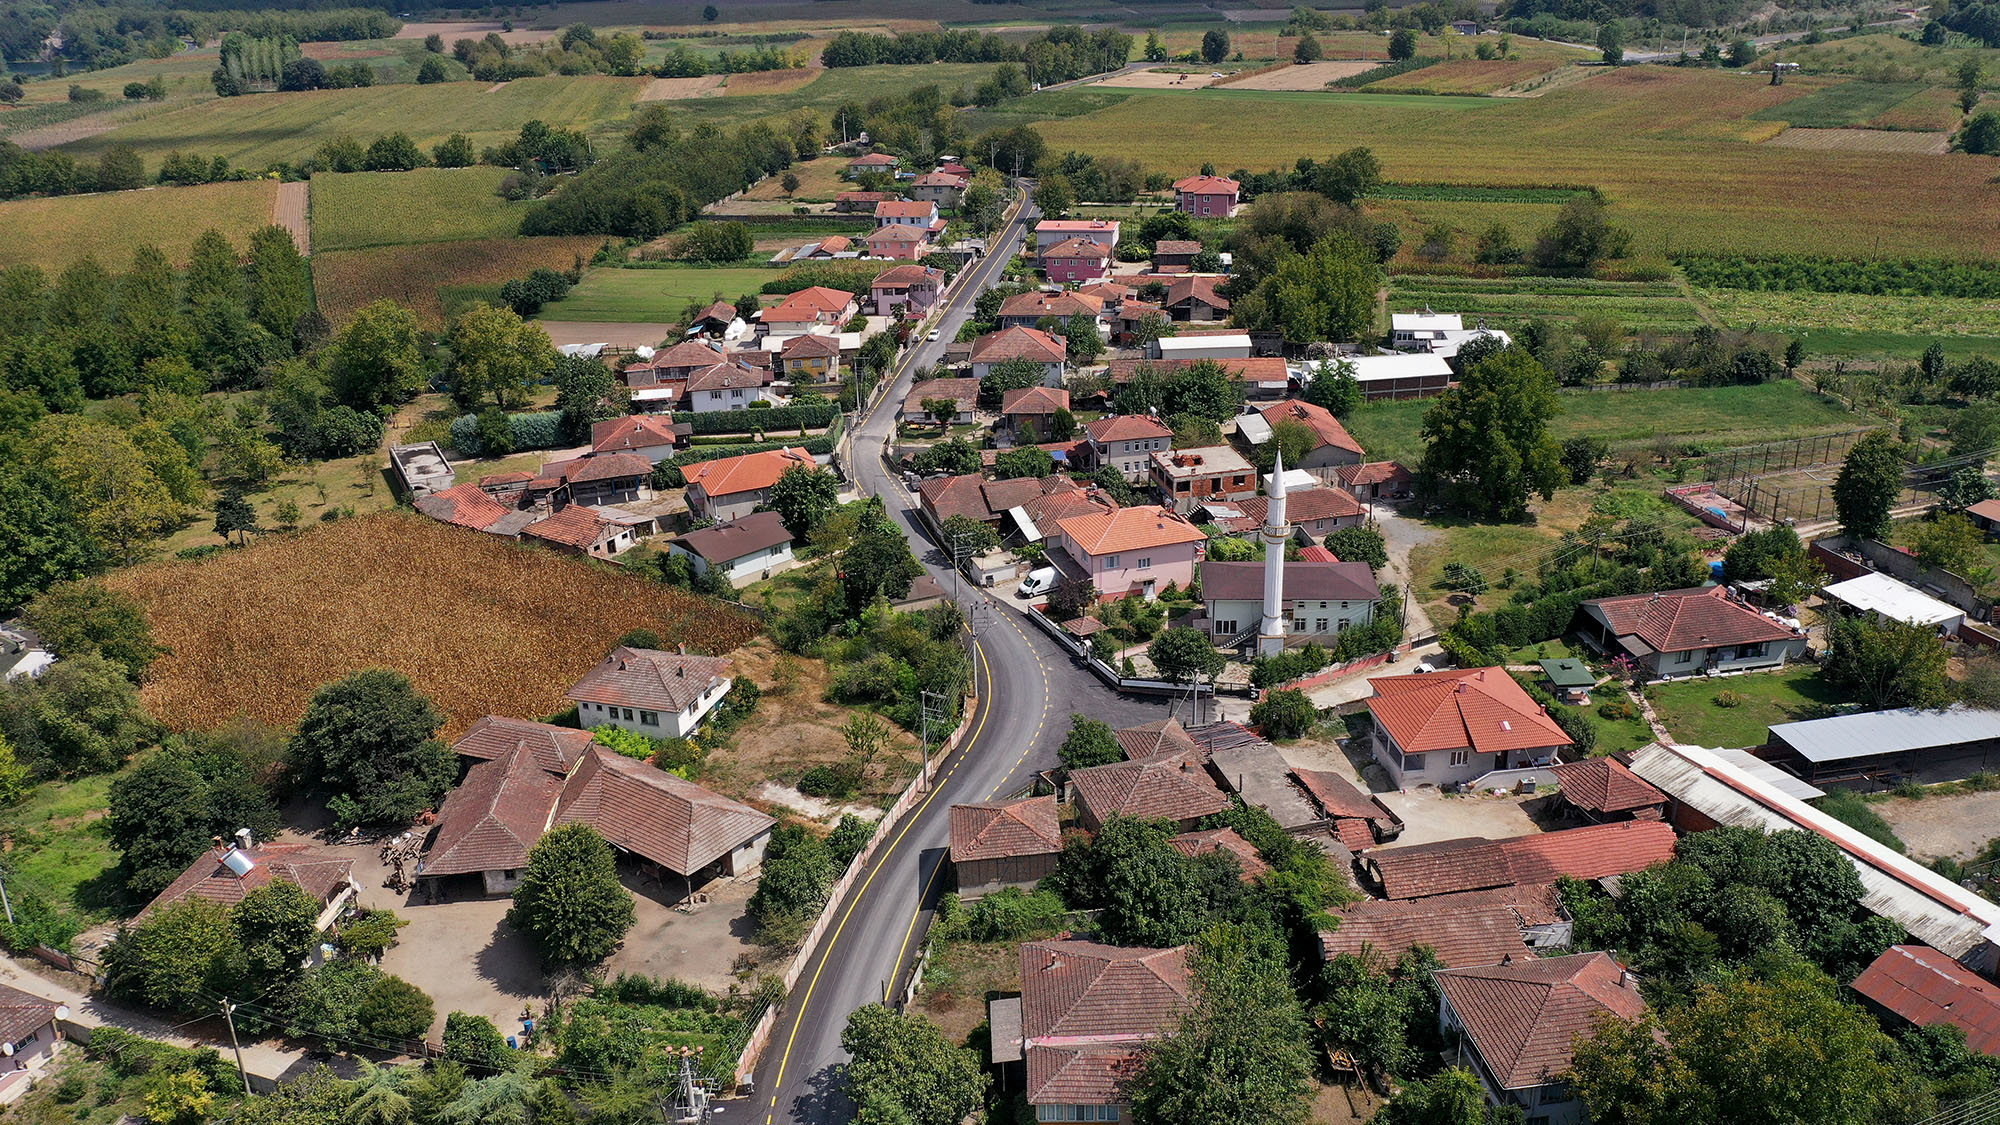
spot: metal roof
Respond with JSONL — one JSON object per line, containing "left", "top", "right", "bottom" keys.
{"left": 1538, "top": 658, "right": 1595, "bottom": 688}
{"left": 1768, "top": 705, "right": 2000, "bottom": 764}
{"left": 1710, "top": 748, "right": 1824, "bottom": 801}
{"left": 1822, "top": 572, "right": 1963, "bottom": 628}
{"left": 1628, "top": 742, "right": 2000, "bottom": 964}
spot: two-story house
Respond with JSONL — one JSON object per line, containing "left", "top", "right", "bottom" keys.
{"left": 567, "top": 646, "right": 733, "bottom": 740}
{"left": 996, "top": 290, "right": 1105, "bottom": 333}
{"left": 1364, "top": 667, "right": 1571, "bottom": 789}
{"left": 1202, "top": 487, "right": 1366, "bottom": 540}
{"left": 869, "top": 264, "right": 945, "bottom": 317}
{"left": 1578, "top": 586, "right": 1807, "bottom": 679}
{"left": 1149, "top": 444, "right": 1255, "bottom": 513}
{"left": 970, "top": 326, "right": 1066, "bottom": 385}
{"left": 683, "top": 361, "right": 780, "bottom": 412}
{"left": 1435, "top": 953, "right": 1647, "bottom": 1125}
{"left": 1172, "top": 173, "right": 1240, "bottom": 217}
{"left": 1038, "top": 237, "right": 1113, "bottom": 284}
{"left": 760, "top": 286, "right": 858, "bottom": 336}
{"left": 778, "top": 333, "right": 840, "bottom": 386}
{"left": 1035, "top": 218, "right": 1121, "bottom": 248}
{"left": 874, "top": 198, "right": 943, "bottom": 232}
{"left": 1200, "top": 559, "right": 1379, "bottom": 648}
{"left": 862, "top": 223, "right": 930, "bottom": 260}
{"left": 590, "top": 415, "right": 688, "bottom": 463}
{"left": 992, "top": 942, "right": 1191, "bottom": 1124}
{"left": 909, "top": 171, "right": 968, "bottom": 208}
{"left": 1051, "top": 504, "right": 1206, "bottom": 601}
{"left": 1082, "top": 414, "right": 1173, "bottom": 483}
{"left": 682, "top": 446, "right": 819, "bottom": 522}
{"left": 532, "top": 452, "right": 655, "bottom": 507}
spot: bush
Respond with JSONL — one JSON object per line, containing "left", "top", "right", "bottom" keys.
{"left": 449, "top": 410, "right": 567, "bottom": 456}
{"left": 1597, "top": 699, "right": 1638, "bottom": 722}
{"left": 673, "top": 405, "right": 837, "bottom": 434}
{"left": 1712, "top": 689, "right": 1745, "bottom": 708}
{"left": 797, "top": 763, "right": 861, "bottom": 798}
{"left": 1250, "top": 689, "right": 1317, "bottom": 739}
{"left": 935, "top": 887, "right": 1067, "bottom": 941}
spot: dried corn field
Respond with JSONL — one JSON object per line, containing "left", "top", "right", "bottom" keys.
{"left": 107, "top": 512, "right": 758, "bottom": 737}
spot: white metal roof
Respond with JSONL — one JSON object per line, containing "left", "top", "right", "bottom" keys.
{"left": 1006, "top": 505, "right": 1042, "bottom": 543}
{"left": 1276, "top": 468, "right": 1317, "bottom": 493}
{"left": 1234, "top": 412, "right": 1273, "bottom": 445}
{"left": 1768, "top": 705, "right": 2000, "bottom": 764}
{"left": 1709, "top": 748, "right": 1824, "bottom": 800}
{"left": 1628, "top": 742, "right": 2000, "bottom": 963}
{"left": 1391, "top": 312, "right": 1463, "bottom": 333}
{"left": 1430, "top": 328, "right": 1512, "bottom": 359}
{"left": 1345, "top": 352, "right": 1453, "bottom": 384}
{"left": 1156, "top": 334, "right": 1252, "bottom": 357}
{"left": 1822, "top": 572, "right": 1963, "bottom": 628}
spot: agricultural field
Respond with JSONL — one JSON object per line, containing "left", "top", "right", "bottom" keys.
{"left": 310, "top": 166, "right": 527, "bottom": 251}
{"left": 1763, "top": 127, "right": 1948, "bottom": 153}
{"left": 0, "top": 770, "right": 123, "bottom": 923}
{"left": 1031, "top": 66, "right": 2000, "bottom": 258}
{"left": 0, "top": 180, "right": 279, "bottom": 270}
{"left": 61, "top": 74, "right": 648, "bottom": 169}
{"left": 538, "top": 264, "right": 779, "bottom": 321}
{"left": 740, "top": 152, "right": 849, "bottom": 200}
{"left": 1361, "top": 58, "right": 1569, "bottom": 95}
{"left": 1748, "top": 80, "right": 1930, "bottom": 128}
{"left": 1866, "top": 85, "right": 1965, "bottom": 130}
{"left": 312, "top": 234, "right": 607, "bottom": 325}
{"left": 1695, "top": 288, "right": 2000, "bottom": 348}
{"left": 1386, "top": 274, "right": 1708, "bottom": 334}
{"left": 1768, "top": 30, "right": 2000, "bottom": 87}
{"left": 105, "top": 511, "right": 759, "bottom": 737}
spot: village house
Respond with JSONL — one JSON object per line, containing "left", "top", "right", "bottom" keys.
{"left": 863, "top": 223, "right": 931, "bottom": 260}
{"left": 667, "top": 510, "right": 795, "bottom": 587}
{"left": 1082, "top": 414, "right": 1173, "bottom": 483}
{"left": 1203, "top": 486, "right": 1366, "bottom": 539}
{"left": 1336, "top": 460, "right": 1416, "bottom": 504}
{"left": 1549, "top": 756, "right": 1668, "bottom": 824}
{"left": 1361, "top": 821, "right": 1679, "bottom": 901}
{"left": 650, "top": 339, "right": 738, "bottom": 381}
{"left": 874, "top": 198, "right": 944, "bottom": 233}
{"left": 917, "top": 473, "right": 1103, "bottom": 538}
{"left": 520, "top": 504, "right": 648, "bottom": 559}
{"left": 530, "top": 452, "right": 655, "bottom": 507}
{"left": 1172, "top": 173, "right": 1240, "bottom": 217}
{"left": 684, "top": 360, "right": 781, "bottom": 412}
{"left": 1163, "top": 276, "right": 1230, "bottom": 322}
{"left": 970, "top": 326, "right": 1066, "bottom": 385}
{"left": 1150, "top": 444, "right": 1255, "bottom": 513}
{"left": 1291, "top": 765, "right": 1404, "bottom": 851}
{"left": 591, "top": 415, "right": 689, "bottom": 463}
{"left": 1152, "top": 239, "right": 1201, "bottom": 271}
{"left": 1436, "top": 952, "right": 1648, "bottom": 1125}
{"left": 869, "top": 264, "right": 945, "bottom": 317}
{"left": 413, "top": 483, "right": 532, "bottom": 537}
{"left": 1038, "top": 237, "right": 1114, "bottom": 284}
{"left": 1000, "top": 385, "right": 1070, "bottom": 439}
{"left": 1199, "top": 560, "right": 1379, "bottom": 648}
{"left": 1035, "top": 218, "right": 1121, "bottom": 248}
{"left": 777, "top": 333, "right": 841, "bottom": 385}
{"left": 834, "top": 190, "right": 899, "bottom": 213}
{"left": 1111, "top": 356, "right": 1290, "bottom": 401}
{"left": 1049, "top": 504, "right": 1206, "bottom": 601}
{"left": 1108, "top": 299, "right": 1167, "bottom": 346}
{"left": 1364, "top": 666, "right": 1572, "bottom": 789}
{"left": 1853, "top": 944, "right": 2000, "bottom": 1056}
{"left": 1068, "top": 744, "right": 1229, "bottom": 831}
{"left": 682, "top": 446, "right": 819, "bottom": 522}
{"left": 0, "top": 983, "right": 64, "bottom": 1104}
{"left": 1577, "top": 586, "right": 1807, "bottom": 679}
{"left": 567, "top": 645, "right": 734, "bottom": 740}
{"left": 1242, "top": 399, "right": 1365, "bottom": 475}
{"left": 1391, "top": 310, "right": 1464, "bottom": 350}
{"left": 992, "top": 942, "right": 1190, "bottom": 1122}
{"left": 759, "top": 286, "right": 858, "bottom": 335}
{"left": 686, "top": 300, "right": 742, "bottom": 338}
{"left": 1967, "top": 497, "right": 2000, "bottom": 537}
{"left": 910, "top": 170, "right": 968, "bottom": 208}
{"left": 1322, "top": 893, "right": 1538, "bottom": 970}
{"left": 997, "top": 290, "right": 1105, "bottom": 333}
{"left": 903, "top": 377, "right": 981, "bottom": 425}
{"left": 140, "top": 840, "right": 358, "bottom": 929}
{"left": 948, "top": 795, "right": 1062, "bottom": 897}
{"left": 845, "top": 151, "right": 899, "bottom": 178}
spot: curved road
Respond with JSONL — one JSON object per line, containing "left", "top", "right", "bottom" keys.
{"left": 751, "top": 195, "right": 1165, "bottom": 1124}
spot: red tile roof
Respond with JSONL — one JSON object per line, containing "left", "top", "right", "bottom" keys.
{"left": 693, "top": 299, "right": 738, "bottom": 324}
{"left": 903, "top": 377, "right": 981, "bottom": 416}
{"left": 670, "top": 510, "right": 792, "bottom": 563}
{"left": 1027, "top": 1043, "right": 1147, "bottom": 1108}
{"left": 875, "top": 200, "right": 937, "bottom": 219}
{"left": 763, "top": 286, "right": 854, "bottom": 322}
{"left": 1585, "top": 586, "right": 1797, "bottom": 653}
{"left": 1020, "top": 940, "right": 1191, "bottom": 1040}
{"left": 950, "top": 795, "right": 1063, "bottom": 863}
{"left": 1040, "top": 237, "right": 1113, "bottom": 260}
{"left": 453, "top": 714, "right": 595, "bottom": 774}
{"left": 1369, "top": 821, "right": 1679, "bottom": 900}
{"left": 1115, "top": 718, "right": 1199, "bottom": 761}
{"left": 1173, "top": 174, "right": 1240, "bottom": 194}
{"left": 1296, "top": 545, "right": 1340, "bottom": 563}
{"left": 865, "top": 224, "right": 927, "bottom": 244}
{"left": 1291, "top": 768, "right": 1388, "bottom": 821}
{"left": 1083, "top": 414, "right": 1173, "bottom": 443}
{"left": 1236, "top": 488, "right": 1366, "bottom": 529}
{"left": 414, "top": 483, "right": 514, "bottom": 532}
{"left": 1338, "top": 460, "right": 1415, "bottom": 488}
{"left": 1055, "top": 505, "right": 1205, "bottom": 558}
{"left": 1165, "top": 276, "right": 1229, "bottom": 311}
{"left": 1069, "top": 749, "right": 1229, "bottom": 824}
{"left": 1259, "top": 399, "right": 1364, "bottom": 457}
{"left": 0, "top": 983, "right": 57, "bottom": 1047}
{"left": 140, "top": 843, "right": 353, "bottom": 921}
{"left": 1852, "top": 944, "right": 2000, "bottom": 1055}
{"left": 522, "top": 505, "right": 619, "bottom": 549}
{"left": 684, "top": 361, "right": 773, "bottom": 394}
{"left": 552, "top": 748, "right": 775, "bottom": 874}
{"left": 1321, "top": 896, "right": 1534, "bottom": 969}
{"left": 1002, "top": 385, "right": 1071, "bottom": 415}
{"left": 1967, "top": 498, "right": 2000, "bottom": 524}
{"left": 1436, "top": 952, "right": 1648, "bottom": 1090}
{"left": 422, "top": 744, "right": 564, "bottom": 876}
{"left": 1366, "top": 667, "right": 1570, "bottom": 756}
{"left": 1000, "top": 292, "right": 1105, "bottom": 321}
{"left": 872, "top": 264, "right": 944, "bottom": 289}
{"left": 913, "top": 171, "right": 968, "bottom": 187}
{"left": 543, "top": 451, "right": 653, "bottom": 484}
{"left": 972, "top": 326, "right": 1066, "bottom": 364}
{"left": 592, "top": 415, "right": 687, "bottom": 454}
{"left": 780, "top": 333, "right": 841, "bottom": 358}
{"left": 1550, "top": 757, "right": 1667, "bottom": 815}
{"left": 566, "top": 646, "right": 733, "bottom": 713}
{"left": 1155, "top": 240, "right": 1202, "bottom": 256}
{"left": 682, "top": 446, "right": 817, "bottom": 499}
{"left": 849, "top": 152, "right": 898, "bottom": 166}
{"left": 653, "top": 339, "right": 731, "bottom": 370}
{"left": 1171, "top": 827, "right": 1270, "bottom": 880}
{"left": 1106, "top": 357, "right": 1287, "bottom": 384}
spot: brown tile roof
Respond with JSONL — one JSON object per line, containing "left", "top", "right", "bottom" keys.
{"left": 592, "top": 415, "right": 688, "bottom": 454}
{"left": 1172, "top": 174, "right": 1240, "bottom": 194}
{"left": 1155, "top": 240, "right": 1202, "bottom": 255}
{"left": 904, "top": 377, "right": 981, "bottom": 416}
{"left": 780, "top": 333, "right": 841, "bottom": 358}
{"left": 1365, "top": 667, "right": 1570, "bottom": 756}
{"left": 763, "top": 286, "right": 854, "bottom": 322}
{"left": 552, "top": 747, "right": 775, "bottom": 874}
{"left": 950, "top": 795, "right": 1063, "bottom": 863}
{"left": 1083, "top": 414, "right": 1173, "bottom": 443}
{"left": 480, "top": 471, "right": 535, "bottom": 486}
{"left": 684, "top": 361, "right": 773, "bottom": 394}
{"left": 1550, "top": 757, "right": 1667, "bottom": 815}
{"left": 918, "top": 473, "right": 995, "bottom": 523}
{"left": 1370, "top": 821, "right": 1679, "bottom": 900}
{"left": 414, "top": 483, "right": 514, "bottom": 532}
{"left": 872, "top": 264, "right": 944, "bottom": 288}
{"left": 453, "top": 714, "right": 595, "bottom": 774}
{"left": 670, "top": 510, "right": 792, "bottom": 562}
{"left": 543, "top": 451, "right": 653, "bottom": 484}
{"left": 693, "top": 299, "right": 738, "bottom": 324}
{"left": 1020, "top": 940, "right": 1191, "bottom": 1040}
{"left": 1039, "top": 237, "right": 1113, "bottom": 259}
{"left": 875, "top": 200, "right": 936, "bottom": 219}
{"left": 1165, "top": 276, "right": 1229, "bottom": 311}
{"left": 1069, "top": 750, "right": 1229, "bottom": 824}
{"left": 1259, "top": 399, "right": 1364, "bottom": 457}
{"left": 1232, "top": 487, "right": 1366, "bottom": 528}
{"left": 1291, "top": 768, "right": 1388, "bottom": 821}
{"left": 849, "top": 152, "right": 898, "bottom": 166}
{"left": 0, "top": 983, "right": 57, "bottom": 1047}
{"left": 1115, "top": 718, "right": 1199, "bottom": 761}
{"left": 566, "top": 646, "right": 733, "bottom": 713}
{"left": 865, "top": 224, "right": 927, "bottom": 244}
{"left": 1079, "top": 281, "right": 1134, "bottom": 302}
{"left": 1003, "top": 386, "right": 1071, "bottom": 415}
{"left": 1321, "top": 896, "right": 1534, "bottom": 969}
{"left": 1023, "top": 487, "right": 1115, "bottom": 528}
{"left": 1171, "top": 827, "right": 1269, "bottom": 880}
{"left": 422, "top": 744, "right": 564, "bottom": 876}
{"left": 1106, "top": 357, "right": 1287, "bottom": 384}
{"left": 1436, "top": 951, "right": 1648, "bottom": 1090}
{"left": 140, "top": 843, "right": 353, "bottom": 921}
{"left": 682, "top": 446, "right": 817, "bottom": 499}
{"left": 1967, "top": 498, "right": 2000, "bottom": 524}
{"left": 653, "top": 339, "right": 730, "bottom": 369}
{"left": 523, "top": 505, "right": 619, "bottom": 549}
{"left": 1055, "top": 505, "right": 1205, "bottom": 558}
{"left": 1027, "top": 1043, "right": 1147, "bottom": 1107}
{"left": 1585, "top": 586, "right": 1797, "bottom": 653}
{"left": 1201, "top": 560, "right": 1377, "bottom": 603}
{"left": 1000, "top": 292, "right": 1105, "bottom": 321}
{"left": 1338, "top": 460, "right": 1414, "bottom": 488}
{"left": 1852, "top": 944, "right": 2000, "bottom": 1055}
{"left": 971, "top": 326, "right": 1066, "bottom": 364}
{"left": 806, "top": 235, "right": 852, "bottom": 255}
{"left": 913, "top": 171, "right": 967, "bottom": 187}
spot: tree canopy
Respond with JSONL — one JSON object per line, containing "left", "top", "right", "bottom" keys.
{"left": 1417, "top": 348, "right": 1565, "bottom": 520}
{"left": 840, "top": 1004, "right": 987, "bottom": 1125}
{"left": 287, "top": 668, "right": 455, "bottom": 828}
{"left": 1832, "top": 430, "right": 1903, "bottom": 543}
{"left": 506, "top": 823, "right": 637, "bottom": 966}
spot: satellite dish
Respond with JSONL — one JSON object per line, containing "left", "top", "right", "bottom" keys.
{"left": 4, "top": 1041, "right": 18, "bottom": 1056}
{"left": 52, "top": 1005, "right": 68, "bottom": 1022}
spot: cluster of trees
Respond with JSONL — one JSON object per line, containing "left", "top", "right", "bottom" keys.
{"left": 1417, "top": 346, "right": 1567, "bottom": 520}
{"left": 1110, "top": 358, "right": 1247, "bottom": 423}
{"left": 823, "top": 24, "right": 1130, "bottom": 85}
{"left": 747, "top": 816, "right": 874, "bottom": 943}
{"left": 210, "top": 33, "right": 382, "bottom": 95}
{"left": 519, "top": 106, "right": 798, "bottom": 238}
{"left": 21, "top": 5, "right": 396, "bottom": 70}
{"left": 0, "top": 138, "right": 262, "bottom": 200}
{"left": 449, "top": 23, "right": 647, "bottom": 82}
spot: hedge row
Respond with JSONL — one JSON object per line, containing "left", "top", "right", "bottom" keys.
{"left": 761, "top": 262, "right": 881, "bottom": 297}
{"left": 448, "top": 411, "right": 565, "bottom": 457}
{"left": 671, "top": 405, "right": 838, "bottom": 433}
{"left": 1676, "top": 253, "right": 2000, "bottom": 299}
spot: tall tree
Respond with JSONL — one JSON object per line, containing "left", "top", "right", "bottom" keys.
{"left": 1831, "top": 430, "right": 1904, "bottom": 542}
{"left": 288, "top": 668, "right": 456, "bottom": 827}
{"left": 1057, "top": 713, "right": 1121, "bottom": 769}
{"left": 840, "top": 1004, "right": 988, "bottom": 1125}
{"left": 0, "top": 468, "right": 100, "bottom": 613}
{"left": 330, "top": 300, "right": 427, "bottom": 413}
{"left": 182, "top": 229, "right": 243, "bottom": 310}
{"left": 1132, "top": 927, "right": 1315, "bottom": 1125}
{"left": 1256, "top": 234, "right": 1377, "bottom": 344}
{"left": 26, "top": 416, "right": 191, "bottom": 562}
{"left": 448, "top": 303, "right": 555, "bottom": 411}
{"left": 1417, "top": 348, "right": 1565, "bottom": 520}
{"left": 1302, "top": 358, "right": 1362, "bottom": 416}
{"left": 553, "top": 354, "right": 626, "bottom": 443}
{"left": 1148, "top": 627, "right": 1224, "bottom": 686}
{"left": 117, "top": 244, "right": 191, "bottom": 373}
{"left": 1820, "top": 615, "right": 1952, "bottom": 711}
{"left": 22, "top": 578, "right": 158, "bottom": 678}
{"left": 246, "top": 225, "right": 310, "bottom": 346}
{"left": 107, "top": 744, "right": 282, "bottom": 897}
{"left": 506, "top": 823, "right": 637, "bottom": 966}
{"left": 767, "top": 464, "right": 840, "bottom": 539}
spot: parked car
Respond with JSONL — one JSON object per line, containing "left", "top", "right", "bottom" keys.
{"left": 1017, "top": 567, "right": 1058, "bottom": 598}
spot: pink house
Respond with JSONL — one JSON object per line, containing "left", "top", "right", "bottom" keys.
{"left": 864, "top": 224, "right": 931, "bottom": 260}
{"left": 1051, "top": 505, "right": 1206, "bottom": 601}
{"left": 1172, "top": 174, "right": 1241, "bottom": 217}
{"left": 1039, "top": 237, "right": 1113, "bottom": 283}
{"left": 1036, "top": 219, "right": 1121, "bottom": 247}
{"left": 870, "top": 264, "right": 945, "bottom": 317}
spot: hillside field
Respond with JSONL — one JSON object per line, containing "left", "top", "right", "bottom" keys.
{"left": 312, "top": 234, "right": 607, "bottom": 325}
{"left": 0, "top": 180, "right": 279, "bottom": 270}
{"left": 310, "top": 166, "right": 527, "bottom": 251}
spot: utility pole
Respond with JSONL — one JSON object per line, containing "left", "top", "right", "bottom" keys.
{"left": 0, "top": 868, "right": 15, "bottom": 927}
{"left": 219, "top": 999, "right": 252, "bottom": 1096}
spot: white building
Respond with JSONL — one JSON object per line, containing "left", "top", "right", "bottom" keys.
{"left": 566, "top": 647, "right": 735, "bottom": 739}
{"left": 1391, "top": 310, "right": 1463, "bottom": 349}
{"left": 1345, "top": 352, "right": 1455, "bottom": 400}
{"left": 1150, "top": 333, "right": 1253, "bottom": 361}
{"left": 1821, "top": 572, "right": 1966, "bottom": 635}
{"left": 667, "top": 510, "right": 797, "bottom": 588}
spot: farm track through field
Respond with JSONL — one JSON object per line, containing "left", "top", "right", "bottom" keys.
{"left": 273, "top": 181, "right": 309, "bottom": 255}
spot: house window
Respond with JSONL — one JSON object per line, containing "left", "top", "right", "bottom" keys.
{"left": 1104, "top": 554, "right": 1121, "bottom": 569}
{"left": 1403, "top": 753, "right": 1426, "bottom": 773}
{"left": 1738, "top": 642, "right": 1768, "bottom": 659}
{"left": 1676, "top": 649, "right": 1694, "bottom": 665}
{"left": 1136, "top": 557, "right": 1151, "bottom": 569}
{"left": 1450, "top": 750, "right": 1471, "bottom": 767}
{"left": 1215, "top": 620, "right": 1238, "bottom": 635}
{"left": 1315, "top": 618, "right": 1329, "bottom": 632}
{"left": 621, "top": 707, "right": 635, "bottom": 721}
{"left": 640, "top": 710, "right": 659, "bottom": 727}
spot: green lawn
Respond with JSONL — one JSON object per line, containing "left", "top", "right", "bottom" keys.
{"left": 1387, "top": 273, "right": 1707, "bottom": 335}
{"left": 1747, "top": 80, "right": 1926, "bottom": 127}
{"left": 311, "top": 166, "right": 527, "bottom": 251}
{"left": 1645, "top": 665, "right": 1843, "bottom": 749}
{"left": 3, "top": 769, "right": 128, "bottom": 922}
{"left": 536, "top": 265, "right": 779, "bottom": 321}
{"left": 1696, "top": 288, "right": 2000, "bottom": 349}
{"left": 1793, "top": 331, "right": 2000, "bottom": 360}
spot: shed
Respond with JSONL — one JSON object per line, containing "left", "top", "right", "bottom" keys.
{"left": 1538, "top": 658, "right": 1595, "bottom": 704}
{"left": 1151, "top": 334, "right": 1252, "bottom": 361}
{"left": 1767, "top": 705, "right": 2000, "bottom": 786}
{"left": 1822, "top": 572, "right": 1965, "bottom": 634}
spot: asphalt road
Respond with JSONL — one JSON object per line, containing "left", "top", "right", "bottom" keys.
{"left": 750, "top": 195, "right": 1169, "bottom": 1124}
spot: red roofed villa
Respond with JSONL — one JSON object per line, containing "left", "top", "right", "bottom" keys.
{"left": 1050, "top": 505, "right": 1206, "bottom": 602}
{"left": 1172, "top": 173, "right": 1241, "bottom": 217}
{"left": 566, "top": 645, "right": 734, "bottom": 740}
{"left": 1364, "top": 666, "right": 1573, "bottom": 789}
{"left": 1038, "top": 237, "right": 1113, "bottom": 283}
{"left": 1579, "top": 585, "right": 1807, "bottom": 679}
{"left": 683, "top": 446, "right": 818, "bottom": 522}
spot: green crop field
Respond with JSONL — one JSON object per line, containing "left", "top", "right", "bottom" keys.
{"left": 1342, "top": 381, "right": 1859, "bottom": 466}
{"left": 0, "top": 180, "right": 279, "bottom": 270}
{"left": 1694, "top": 287, "right": 2000, "bottom": 343}
{"left": 311, "top": 166, "right": 527, "bottom": 251}
{"left": 1748, "top": 80, "right": 1927, "bottom": 127}
{"left": 1031, "top": 66, "right": 2000, "bottom": 259}
{"left": 1769, "top": 30, "right": 2000, "bottom": 87}
{"left": 62, "top": 74, "right": 648, "bottom": 169}
{"left": 1387, "top": 274, "right": 1707, "bottom": 334}
{"left": 536, "top": 264, "right": 779, "bottom": 321}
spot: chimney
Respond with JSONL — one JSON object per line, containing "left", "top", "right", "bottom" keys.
{"left": 1620, "top": 969, "right": 1639, "bottom": 990}
{"left": 235, "top": 827, "right": 254, "bottom": 851}
{"left": 1456, "top": 681, "right": 1467, "bottom": 694}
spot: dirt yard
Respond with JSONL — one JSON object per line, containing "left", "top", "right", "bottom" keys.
{"left": 638, "top": 75, "right": 727, "bottom": 101}
{"left": 1765, "top": 127, "right": 1950, "bottom": 154}
{"left": 1875, "top": 790, "right": 2000, "bottom": 860}
{"left": 1222, "top": 60, "right": 1380, "bottom": 89}
{"left": 534, "top": 320, "right": 678, "bottom": 348}
{"left": 1094, "top": 68, "right": 1228, "bottom": 89}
